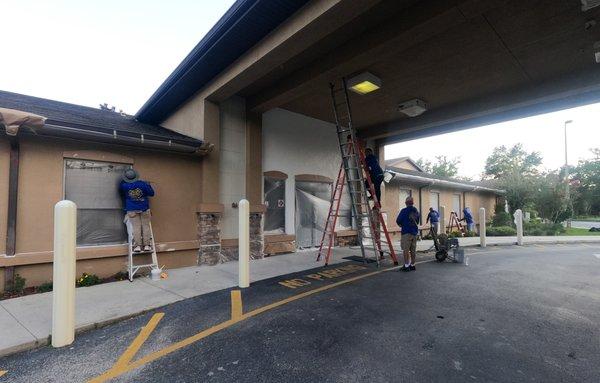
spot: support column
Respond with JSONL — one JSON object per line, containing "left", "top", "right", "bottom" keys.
{"left": 439, "top": 205, "right": 446, "bottom": 234}
{"left": 201, "top": 100, "right": 220, "bottom": 203}
{"left": 479, "top": 207, "right": 486, "bottom": 248}
{"left": 197, "top": 204, "right": 223, "bottom": 266}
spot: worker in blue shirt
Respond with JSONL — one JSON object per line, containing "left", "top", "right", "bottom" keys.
{"left": 364, "top": 148, "right": 384, "bottom": 206}
{"left": 120, "top": 169, "right": 155, "bottom": 252}
{"left": 396, "top": 196, "right": 420, "bottom": 272}
{"left": 461, "top": 207, "right": 475, "bottom": 232}
{"left": 426, "top": 207, "right": 440, "bottom": 234}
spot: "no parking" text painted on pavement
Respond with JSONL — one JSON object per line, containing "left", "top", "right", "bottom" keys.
{"left": 278, "top": 264, "right": 367, "bottom": 289}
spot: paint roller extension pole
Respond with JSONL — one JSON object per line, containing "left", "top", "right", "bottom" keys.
{"left": 479, "top": 207, "right": 486, "bottom": 248}
{"left": 514, "top": 209, "right": 523, "bottom": 246}
{"left": 52, "top": 200, "right": 77, "bottom": 348}
{"left": 238, "top": 199, "right": 250, "bottom": 288}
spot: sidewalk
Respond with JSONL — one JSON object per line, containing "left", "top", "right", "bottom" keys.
{"left": 1, "top": 235, "right": 599, "bottom": 357}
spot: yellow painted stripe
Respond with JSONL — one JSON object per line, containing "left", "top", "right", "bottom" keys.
{"left": 231, "top": 290, "right": 243, "bottom": 320}
{"left": 89, "top": 261, "right": 429, "bottom": 383}
{"left": 111, "top": 312, "right": 164, "bottom": 370}
{"left": 0, "top": 370, "right": 7, "bottom": 378}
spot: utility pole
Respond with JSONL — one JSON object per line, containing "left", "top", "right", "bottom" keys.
{"left": 564, "top": 119, "right": 573, "bottom": 227}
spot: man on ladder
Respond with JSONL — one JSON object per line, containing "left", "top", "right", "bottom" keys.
{"left": 316, "top": 78, "right": 399, "bottom": 267}
{"left": 120, "top": 169, "right": 155, "bottom": 252}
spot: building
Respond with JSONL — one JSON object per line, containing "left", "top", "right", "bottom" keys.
{"left": 2, "top": 0, "right": 598, "bottom": 291}
{"left": 382, "top": 157, "right": 503, "bottom": 232}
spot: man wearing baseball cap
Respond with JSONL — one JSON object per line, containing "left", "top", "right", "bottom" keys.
{"left": 120, "top": 168, "right": 155, "bottom": 253}
{"left": 396, "top": 196, "right": 420, "bottom": 271}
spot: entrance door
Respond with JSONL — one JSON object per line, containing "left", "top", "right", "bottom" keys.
{"left": 295, "top": 181, "right": 332, "bottom": 248}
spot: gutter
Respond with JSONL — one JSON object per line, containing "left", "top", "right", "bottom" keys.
{"left": 389, "top": 171, "right": 504, "bottom": 194}
{"left": 6, "top": 123, "right": 213, "bottom": 156}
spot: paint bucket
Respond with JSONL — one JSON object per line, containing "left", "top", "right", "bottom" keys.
{"left": 151, "top": 268, "right": 161, "bottom": 281}
{"left": 453, "top": 248, "right": 465, "bottom": 263}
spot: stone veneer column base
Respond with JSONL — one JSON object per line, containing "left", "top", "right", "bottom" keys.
{"left": 249, "top": 212, "right": 264, "bottom": 260}
{"left": 197, "top": 212, "right": 222, "bottom": 266}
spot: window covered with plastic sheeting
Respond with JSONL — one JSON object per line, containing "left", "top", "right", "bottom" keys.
{"left": 264, "top": 177, "right": 285, "bottom": 234}
{"left": 64, "top": 159, "right": 130, "bottom": 245}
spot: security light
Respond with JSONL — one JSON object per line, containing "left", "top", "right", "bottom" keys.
{"left": 398, "top": 99, "right": 428, "bottom": 117}
{"left": 347, "top": 72, "right": 382, "bottom": 95}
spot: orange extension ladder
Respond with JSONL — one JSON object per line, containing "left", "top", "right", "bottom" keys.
{"left": 316, "top": 79, "right": 398, "bottom": 267}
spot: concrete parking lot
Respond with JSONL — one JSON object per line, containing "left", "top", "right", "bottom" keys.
{"left": 1, "top": 243, "right": 599, "bottom": 382}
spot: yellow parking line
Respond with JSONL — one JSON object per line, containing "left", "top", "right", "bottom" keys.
{"left": 111, "top": 312, "right": 164, "bottom": 371}
{"left": 88, "top": 263, "right": 418, "bottom": 383}
{"left": 231, "top": 290, "right": 243, "bottom": 320}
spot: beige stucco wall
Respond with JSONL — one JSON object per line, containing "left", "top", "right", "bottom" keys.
{"left": 383, "top": 181, "right": 497, "bottom": 229}
{"left": 161, "top": 94, "right": 206, "bottom": 140}
{"left": 0, "top": 136, "right": 204, "bottom": 290}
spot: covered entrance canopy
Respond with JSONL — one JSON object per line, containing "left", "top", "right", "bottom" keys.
{"left": 137, "top": 0, "right": 600, "bottom": 145}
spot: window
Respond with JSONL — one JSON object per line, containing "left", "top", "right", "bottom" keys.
{"left": 64, "top": 159, "right": 129, "bottom": 245}
{"left": 264, "top": 176, "right": 286, "bottom": 234}
{"left": 429, "top": 191, "right": 440, "bottom": 212}
{"left": 399, "top": 189, "right": 412, "bottom": 207}
{"left": 452, "top": 194, "right": 461, "bottom": 216}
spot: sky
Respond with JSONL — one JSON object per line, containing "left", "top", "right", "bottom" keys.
{"left": 2, "top": 1, "right": 599, "bottom": 179}
{"left": 0, "top": 0, "right": 236, "bottom": 114}
{"left": 386, "top": 103, "right": 600, "bottom": 180}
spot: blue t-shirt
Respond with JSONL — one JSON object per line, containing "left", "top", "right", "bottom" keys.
{"left": 396, "top": 206, "right": 420, "bottom": 235}
{"left": 463, "top": 208, "right": 474, "bottom": 224}
{"left": 120, "top": 180, "right": 154, "bottom": 212}
{"left": 427, "top": 210, "right": 440, "bottom": 223}
{"left": 365, "top": 154, "right": 383, "bottom": 177}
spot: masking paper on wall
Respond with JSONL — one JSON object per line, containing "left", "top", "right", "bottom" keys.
{"left": 64, "top": 159, "right": 129, "bottom": 245}
{"left": 295, "top": 182, "right": 352, "bottom": 248}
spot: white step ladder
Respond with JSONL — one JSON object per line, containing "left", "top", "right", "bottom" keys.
{"left": 124, "top": 215, "right": 159, "bottom": 282}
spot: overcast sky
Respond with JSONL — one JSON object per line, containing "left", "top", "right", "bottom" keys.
{"left": 0, "top": 0, "right": 235, "bottom": 114}
{"left": 386, "top": 103, "right": 600, "bottom": 180}
{"left": 2, "top": 1, "right": 599, "bottom": 179}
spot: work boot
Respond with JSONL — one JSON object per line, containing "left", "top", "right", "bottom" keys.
{"left": 143, "top": 245, "right": 152, "bottom": 252}
{"left": 410, "top": 264, "right": 416, "bottom": 271}
{"left": 133, "top": 246, "right": 142, "bottom": 253}
{"left": 399, "top": 265, "right": 411, "bottom": 272}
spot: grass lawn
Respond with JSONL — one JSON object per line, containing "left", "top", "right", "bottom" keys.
{"left": 561, "top": 227, "right": 600, "bottom": 236}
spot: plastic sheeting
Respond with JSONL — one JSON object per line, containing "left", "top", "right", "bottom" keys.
{"left": 295, "top": 181, "right": 352, "bottom": 248}
{"left": 264, "top": 177, "right": 285, "bottom": 235}
{"left": 64, "top": 159, "right": 130, "bottom": 245}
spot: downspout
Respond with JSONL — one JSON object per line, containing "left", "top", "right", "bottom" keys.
{"left": 4, "top": 137, "right": 19, "bottom": 291}
{"left": 418, "top": 186, "right": 423, "bottom": 224}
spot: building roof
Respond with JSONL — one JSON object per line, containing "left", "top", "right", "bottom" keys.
{"left": 386, "top": 165, "right": 504, "bottom": 194}
{"left": 0, "top": 90, "right": 207, "bottom": 154}
{"left": 385, "top": 157, "right": 423, "bottom": 172}
{"left": 135, "top": 0, "right": 309, "bottom": 124}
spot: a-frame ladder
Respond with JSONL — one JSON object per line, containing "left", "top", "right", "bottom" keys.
{"left": 124, "top": 216, "right": 160, "bottom": 281}
{"left": 316, "top": 79, "right": 399, "bottom": 266}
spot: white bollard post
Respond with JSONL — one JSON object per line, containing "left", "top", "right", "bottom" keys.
{"left": 514, "top": 209, "right": 523, "bottom": 246}
{"left": 238, "top": 199, "right": 250, "bottom": 288}
{"left": 479, "top": 207, "right": 486, "bottom": 248}
{"left": 52, "top": 200, "right": 77, "bottom": 348}
{"left": 439, "top": 205, "right": 446, "bottom": 234}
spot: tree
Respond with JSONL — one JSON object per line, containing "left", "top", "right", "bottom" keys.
{"left": 484, "top": 144, "right": 542, "bottom": 179}
{"left": 416, "top": 155, "right": 460, "bottom": 177}
{"left": 571, "top": 148, "right": 600, "bottom": 216}
{"left": 532, "top": 171, "right": 571, "bottom": 223}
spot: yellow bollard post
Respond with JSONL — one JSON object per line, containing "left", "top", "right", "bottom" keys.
{"left": 52, "top": 200, "right": 77, "bottom": 347}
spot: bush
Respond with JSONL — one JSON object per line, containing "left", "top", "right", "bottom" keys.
{"left": 37, "top": 282, "right": 53, "bottom": 293}
{"left": 465, "top": 230, "right": 477, "bottom": 237}
{"left": 113, "top": 271, "right": 128, "bottom": 281}
{"left": 448, "top": 231, "right": 463, "bottom": 238}
{"left": 523, "top": 221, "right": 565, "bottom": 236}
{"left": 487, "top": 226, "right": 516, "bottom": 236}
{"left": 492, "top": 211, "right": 512, "bottom": 227}
{"left": 76, "top": 273, "right": 101, "bottom": 287}
{"left": 9, "top": 274, "right": 26, "bottom": 294}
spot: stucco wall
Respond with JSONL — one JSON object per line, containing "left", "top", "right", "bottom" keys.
{"left": 262, "top": 108, "right": 341, "bottom": 235}
{"left": 0, "top": 136, "right": 204, "bottom": 289}
{"left": 0, "top": 139, "right": 9, "bottom": 254}
{"left": 161, "top": 93, "right": 206, "bottom": 140}
{"left": 219, "top": 97, "right": 247, "bottom": 239}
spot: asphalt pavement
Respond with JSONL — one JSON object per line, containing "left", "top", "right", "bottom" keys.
{"left": 1, "top": 243, "right": 599, "bottom": 383}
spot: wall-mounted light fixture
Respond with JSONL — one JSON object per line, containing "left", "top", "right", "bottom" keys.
{"left": 347, "top": 72, "right": 382, "bottom": 95}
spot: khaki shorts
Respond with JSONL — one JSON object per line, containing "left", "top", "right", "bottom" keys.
{"left": 401, "top": 233, "right": 417, "bottom": 253}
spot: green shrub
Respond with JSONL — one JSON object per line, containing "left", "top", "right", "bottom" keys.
{"left": 492, "top": 211, "right": 512, "bottom": 227}
{"left": 523, "top": 221, "right": 565, "bottom": 236}
{"left": 113, "top": 271, "right": 128, "bottom": 281}
{"left": 37, "top": 282, "right": 53, "bottom": 293}
{"left": 76, "top": 273, "right": 102, "bottom": 287}
{"left": 9, "top": 274, "right": 26, "bottom": 294}
{"left": 465, "top": 230, "right": 477, "bottom": 237}
{"left": 487, "top": 226, "right": 516, "bottom": 236}
{"left": 448, "top": 231, "right": 463, "bottom": 238}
